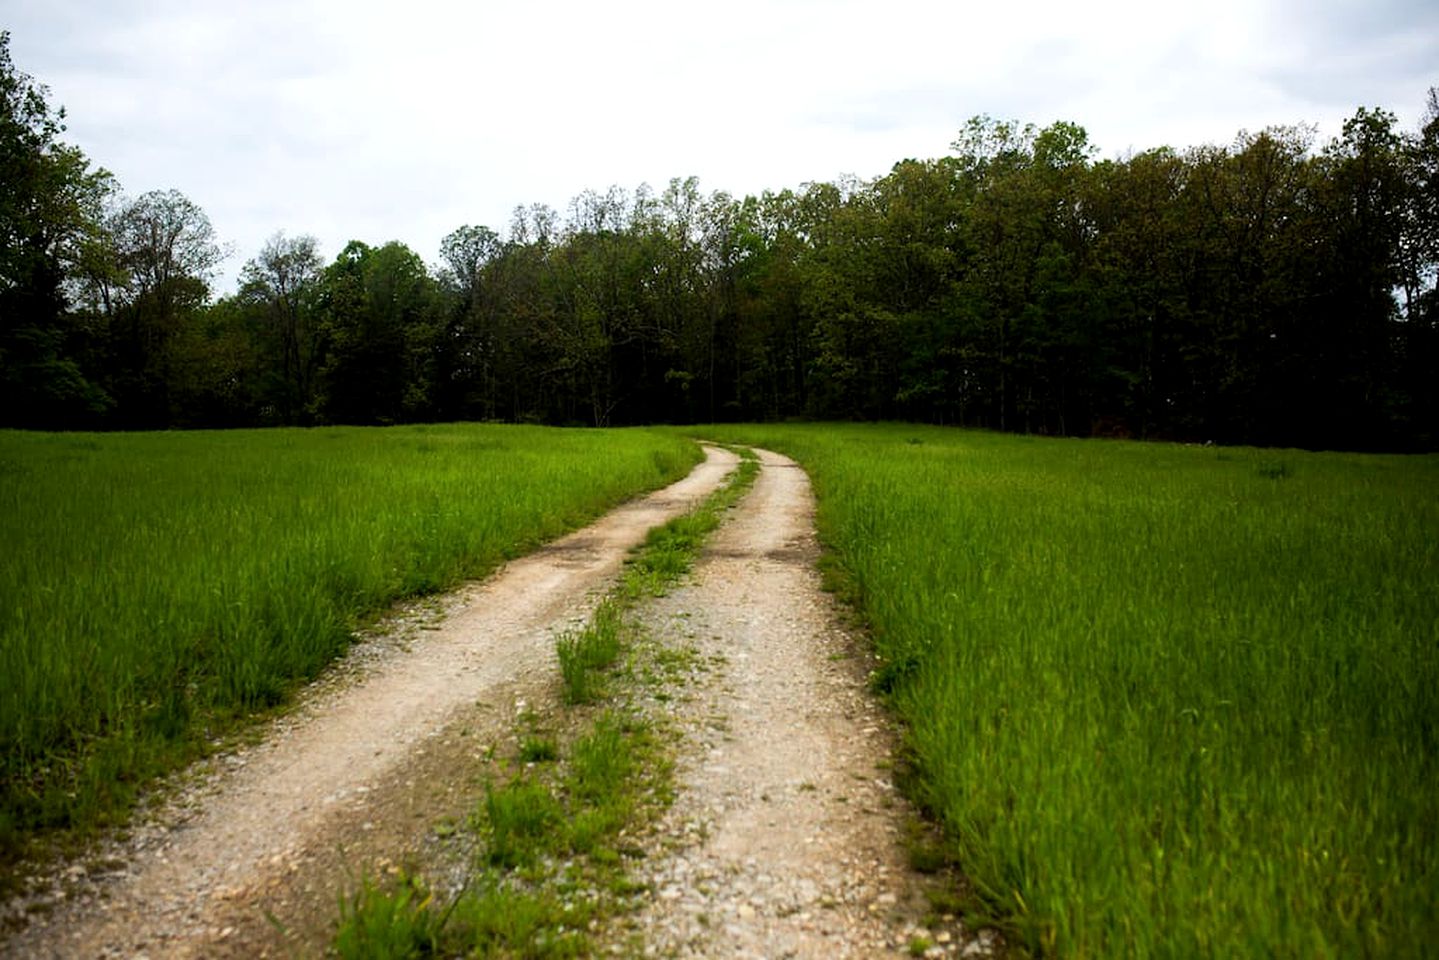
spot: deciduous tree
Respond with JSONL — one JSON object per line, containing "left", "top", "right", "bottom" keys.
{"left": 0, "top": 31, "right": 114, "bottom": 426}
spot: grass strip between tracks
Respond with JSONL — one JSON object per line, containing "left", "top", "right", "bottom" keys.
{"left": 332, "top": 447, "right": 760, "bottom": 958}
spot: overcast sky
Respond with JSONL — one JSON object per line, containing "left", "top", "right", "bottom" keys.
{"left": 6, "top": 0, "right": 1437, "bottom": 291}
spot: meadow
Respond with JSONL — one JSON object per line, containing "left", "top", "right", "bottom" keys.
{"left": 695, "top": 424, "right": 1438, "bottom": 958}
{"left": 0, "top": 424, "right": 698, "bottom": 856}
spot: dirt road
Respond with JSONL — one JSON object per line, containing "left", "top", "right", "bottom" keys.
{"left": 4, "top": 447, "right": 738, "bottom": 959}
{"left": 4, "top": 444, "right": 986, "bottom": 959}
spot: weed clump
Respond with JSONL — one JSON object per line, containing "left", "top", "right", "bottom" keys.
{"left": 556, "top": 600, "right": 623, "bottom": 704}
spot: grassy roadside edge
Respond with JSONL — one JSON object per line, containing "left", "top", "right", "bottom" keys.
{"left": 1, "top": 426, "right": 702, "bottom": 882}
{"left": 685, "top": 423, "right": 1439, "bottom": 958}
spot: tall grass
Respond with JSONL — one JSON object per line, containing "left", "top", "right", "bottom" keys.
{"left": 696, "top": 423, "right": 1438, "bottom": 957}
{"left": 0, "top": 423, "right": 698, "bottom": 854}
{"left": 556, "top": 600, "right": 624, "bottom": 705}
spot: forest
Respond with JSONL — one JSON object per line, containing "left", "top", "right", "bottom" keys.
{"left": 4, "top": 33, "right": 1437, "bottom": 450}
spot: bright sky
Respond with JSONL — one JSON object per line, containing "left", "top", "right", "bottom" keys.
{"left": 7, "top": 0, "right": 1438, "bottom": 292}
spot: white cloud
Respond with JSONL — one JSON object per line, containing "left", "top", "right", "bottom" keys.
{"left": 7, "top": 0, "right": 1436, "bottom": 291}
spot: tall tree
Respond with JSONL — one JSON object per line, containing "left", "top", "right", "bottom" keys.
{"left": 0, "top": 31, "right": 115, "bottom": 426}
{"left": 435, "top": 224, "right": 503, "bottom": 420}
{"left": 314, "top": 240, "right": 441, "bottom": 424}
{"left": 1082, "top": 147, "right": 1193, "bottom": 438}
{"left": 1398, "top": 90, "right": 1439, "bottom": 443}
{"left": 103, "top": 189, "right": 224, "bottom": 426}
{"left": 238, "top": 232, "right": 323, "bottom": 423}
{"left": 1294, "top": 110, "right": 1407, "bottom": 448}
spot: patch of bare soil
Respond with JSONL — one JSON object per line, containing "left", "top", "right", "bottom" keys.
{"left": 603, "top": 449, "right": 995, "bottom": 959}
{"left": 0, "top": 447, "right": 738, "bottom": 959}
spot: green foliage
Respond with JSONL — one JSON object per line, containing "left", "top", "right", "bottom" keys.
{"left": 480, "top": 778, "right": 563, "bottom": 869}
{"left": 378, "top": 712, "right": 652, "bottom": 955}
{"left": 314, "top": 240, "right": 444, "bottom": 425}
{"left": 474, "top": 712, "right": 647, "bottom": 867}
{"left": 459, "top": 883, "right": 586, "bottom": 958}
{"left": 7, "top": 38, "right": 1439, "bottom": 447}
{"left": 621, "top": 449, "right": 760, "bottom": 599}
{"left": 556, "top": 600, "right": 624, "bottom": 704}
{"left": 236, "top": 232, "right": 325, "bottom": 424}
{"left": 333, "top": 873, "right": 589, "bottom": 960}
{"left": 0, "top": 32, "right": 115, "bottom": 428}
{"left": 334, "top": 873, "right": 441, "bottom": 958}
{"left": 0, "top": 424, "right": 699, "bottom": 857}
{"left": 99, "top": 189, "right": 225, "bottom": 428}
{"left": 699, "top": 423, "right": 1439, "bottom": 958}
{"left": 567, "top": 714, "right": 636, "bottom": 805}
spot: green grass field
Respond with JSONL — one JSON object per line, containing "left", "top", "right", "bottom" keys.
{"left": 0, "top": 424, "right": 699, "bottom": 856}
{"left": 695, "top": 424, "right": 1438, "bottom": 958}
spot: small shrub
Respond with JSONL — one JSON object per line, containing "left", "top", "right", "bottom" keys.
{"left": 556, "top": 631, "right": 593, "bottom": 705}
{"left": 568, "top": 714, "right": 635, "bottom": 802}
{"left": 556, "top": 601, "right": 624, "bottom": 704}
{"left": 461, "top": 883, "right": 588, "bottom": 956}
{"left": 480, "top": 778, "right": 563, "bottom": 868}
{"left": 333, "top": 874, "right": 439, "bottom": 959}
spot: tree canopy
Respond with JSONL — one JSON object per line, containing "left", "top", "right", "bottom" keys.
{"left": 0, "top": 31, "right": 115, "bottom": 427}
{"left": 2, "top": 32, "right": 1435, "bottom": 449}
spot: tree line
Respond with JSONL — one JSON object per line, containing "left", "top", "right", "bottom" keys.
{"left": 4, "top": 33, "right": 1436, "bottom": 449}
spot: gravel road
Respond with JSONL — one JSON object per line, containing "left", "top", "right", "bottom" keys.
{"left": 3, "top": 444, "right": 992, "bottom": 959}
{"left": 2, "top": 447, "right": 737, "bottom": 959}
